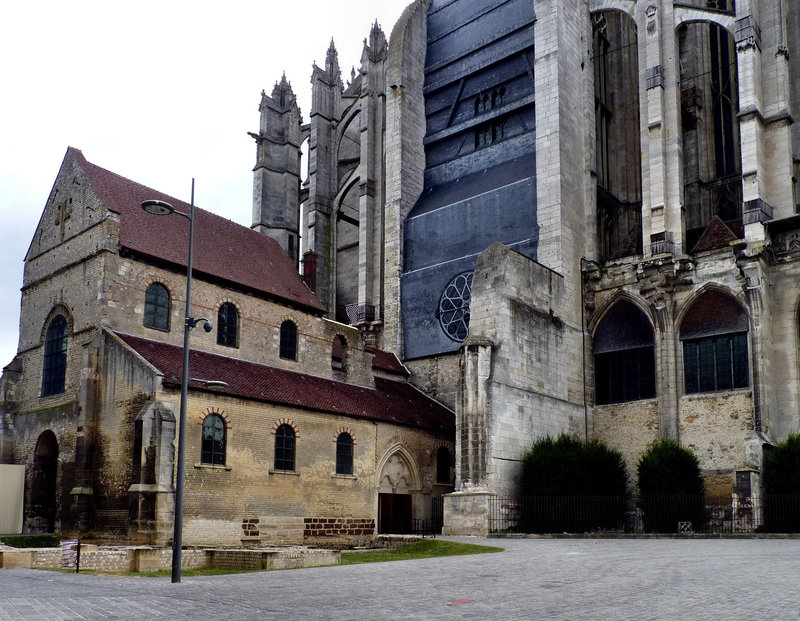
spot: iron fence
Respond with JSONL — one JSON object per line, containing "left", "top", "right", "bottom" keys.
{"left": 488, "top": 495, "right": 800, "bottom": 534}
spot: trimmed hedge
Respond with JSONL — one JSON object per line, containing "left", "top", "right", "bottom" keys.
{"left": 636, "top": 438, "right": 704, "bottom": 532}
{"left": 521, "top": 434, "right": 628, "bottom": 532}
{"left": 763, "top": 434, "right": 800, "bottom": 532}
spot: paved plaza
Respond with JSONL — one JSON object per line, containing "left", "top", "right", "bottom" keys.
{"left": 1, "top": 537, "right": 799, "bottom": 620}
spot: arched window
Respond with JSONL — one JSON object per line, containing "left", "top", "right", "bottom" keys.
{"left": 42, "top": 315, "right": 68, "bottom": 397}
{"left": 274, "top": 424, "right": 295, "bottom": 472}
{"left": 331, "top": 335, "right": 347, "bottom": 371}
{"left": 201, "top": 414, "right": 226, "bottom": 466}
{"left": 336, "top": 432, "right": 353, "bottom": 476}
{"left": 680, "top": 290, "right": 749, "bottom": 393}
{"left": 144, "top": 283, "right": 170, "bottom": 331}
{"left": 436, "top": 446, "right": 451, "bottom": 484}
{"left": 279, "top": 320, "right": 298, "bottom": 360}
{"left": 593, "top": 300, "right": 656, "bottom": 404}
{"left": 217, "top": 302, "right": 238, "bottom": 348}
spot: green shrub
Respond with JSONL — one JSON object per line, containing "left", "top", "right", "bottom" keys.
{"left": 521, "top": 434, "right": 628, "bottom": 532}
{"left": 636, "top": 438, "right": 704, "bottom": 532}
{"left": 763, "top": 434, "right": 800, "bottom": 495}
{"left": 763, "top": 434, "right": 800, "bottom": 533}
{"left": 0, "top": 534, "right": 61, "bottom": 548}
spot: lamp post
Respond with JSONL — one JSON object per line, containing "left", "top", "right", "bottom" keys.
{"left": 141, "top": 180, "right": 223, "bottom": 583}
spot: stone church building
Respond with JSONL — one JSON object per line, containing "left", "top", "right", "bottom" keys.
{"left": 3, "top": 0, "right": 800, "bottom": 540}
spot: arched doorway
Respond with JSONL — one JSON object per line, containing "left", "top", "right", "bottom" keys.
{"left": 377, "top": 449, "right": 418, "bottom": 534}
{"left": 30, "top": 430, "right": 58, "bottom": 533}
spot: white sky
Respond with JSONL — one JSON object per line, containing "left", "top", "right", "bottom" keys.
{"left": 0, "top": 0, "right": 413, "bottom": 368}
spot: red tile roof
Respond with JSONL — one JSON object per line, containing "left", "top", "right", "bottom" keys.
{"left": 70, "top": 148, "right": 325, "bottom": 313}
{"left": 117, "top": 332, "right": 454, "bottom": 432}
{"left": 369, "top": 348, "right": 410, "bottom": 377}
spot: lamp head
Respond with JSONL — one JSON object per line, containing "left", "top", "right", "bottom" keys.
{"left": 141, "top": 199, "right": 175, "bottom": 216}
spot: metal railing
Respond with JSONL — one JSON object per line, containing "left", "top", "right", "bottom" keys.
{"left": 488, "top": 495, "right": 800, "bottom": 534}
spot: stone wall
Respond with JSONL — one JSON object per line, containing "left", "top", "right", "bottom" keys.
{"left": 167, "top": 388, "right": 452, "bottom": 546}
{"left": 459, "top": 244, "right": 584, "bottom": 495}
{"left": 591, "top": 400, "right": 659, "bottom": 477}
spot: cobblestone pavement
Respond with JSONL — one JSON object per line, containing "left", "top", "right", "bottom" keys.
{"left": 1, "top": 537, "right": 799, "bottom": 620}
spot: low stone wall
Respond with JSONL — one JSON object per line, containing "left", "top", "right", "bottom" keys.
{"left": 1, "top": 545, "right": 339, "bottom": 572}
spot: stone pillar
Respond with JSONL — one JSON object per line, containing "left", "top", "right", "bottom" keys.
{"left": 640, "top": 3, "right": 683, "bottom": 256}
{"left": 305, "top": 41, "right": 343, "bottom": 315}
{"left": 357, "top": 23, "right": 388, "bottom": 339}
{"left": 381, "top": 0, "right": 429, "bottom": 354}
{"left": 456, "top": 339, "right": 493, "bottom": 489}
{"left": 250, "top": 76, "right": 303, "bottom": 265}
{"left": 442, "top": 490, "right": 492, "bottom": 537}
{"left": 71, "top": 339, "right": 100, "bottom": 532}
{"left": 735, "top": 10, "right": 771, "bottom": 245}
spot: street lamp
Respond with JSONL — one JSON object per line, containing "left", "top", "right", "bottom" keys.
{"left": 141, "top": 180, "right": 227, "bottom": 583}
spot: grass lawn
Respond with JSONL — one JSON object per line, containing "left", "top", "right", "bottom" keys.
{"left": 341, "top": 539, "right": 503, "bottom": 565}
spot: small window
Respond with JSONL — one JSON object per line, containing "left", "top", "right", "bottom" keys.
{"left": 491, "top": 87, "right": 505, "bottom": 109}
{"left": 201, "top": 414, "right": 226, "bottom": 466}
{"left": 475, "top": 125, "right": 491, "bottom": 149}
{"left": 144, "top": 283, "right": 170, "bottom": 331}
{"left": 280, "top": 320, "right": 298, "bottom": 361}
{"left": 42, "top": 315, "right": 68, "bottom": 397}
{"left": 274, "top": 424, "right": 295, "bottom": 472}
{"left": 217, "top": 302, "right": 238, "bottom": 348}
{"left": 336, "top": 432, "right": 354, "bottom": 476}
{"left": 436, "top": 446, "right": 451, "bottom": 484}
{"left": 331, "top": 335, "right": 347, "bottom": 370}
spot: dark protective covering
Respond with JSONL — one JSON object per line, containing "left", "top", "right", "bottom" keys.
{"left": 593, "top": 300, "right": 655, "bottom": 354}
{"left": 401, "top": 0, "right": 538, "bottom": 359}
{"left": 679, "top": 290, "right": 749, "bottom": 340}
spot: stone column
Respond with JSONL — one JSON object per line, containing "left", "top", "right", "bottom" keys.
{"left": 305, "top": 41, "right": 343, "bottom": 313}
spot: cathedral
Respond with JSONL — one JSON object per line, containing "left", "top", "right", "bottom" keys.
{"left": 2, "top": 0, "right": 799, "bottom": 541}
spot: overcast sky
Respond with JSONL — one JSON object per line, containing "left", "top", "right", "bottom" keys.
{"left": 0, "top": 0, "right": 413, "bottom": 368}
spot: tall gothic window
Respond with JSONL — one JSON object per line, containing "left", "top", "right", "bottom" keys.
{"left": 279, "top": 320, "right": 298, "bottom": 360}
{"left": 336, "top": 432, "right": 353, "bottom": 476}
{"left": 201, "top": 414, "right": 226, "bottom": 466}
{"left": 594, "top": 300, "right": 656, "bottom": 404}
{"left": 680, "top": 290, "right": 749, "bottom": 393}
{"left": 42, "top": 315, "right": 68, "bottom": 397}
{"left": 274, "top": 424, "right": 296, "bottom": 472}
{"left": 144, "top": 283, "right": 170, "bottom": 331}
{"left": 217, "top": 302, "right": 238, "bottom": 348}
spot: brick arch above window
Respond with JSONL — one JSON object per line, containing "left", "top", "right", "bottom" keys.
{"left": 333, "top": 427, "right": 356, "bottom": 444}
{"left": 196, "top": 408, "right": 231, "bottom": 428}
{"left": 271, "top": 418, "right": 299, "bottom": 437}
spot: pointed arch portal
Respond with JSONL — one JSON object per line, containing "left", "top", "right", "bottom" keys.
{"left": 377, "top": 447, "right": 418, "bottom": 534}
